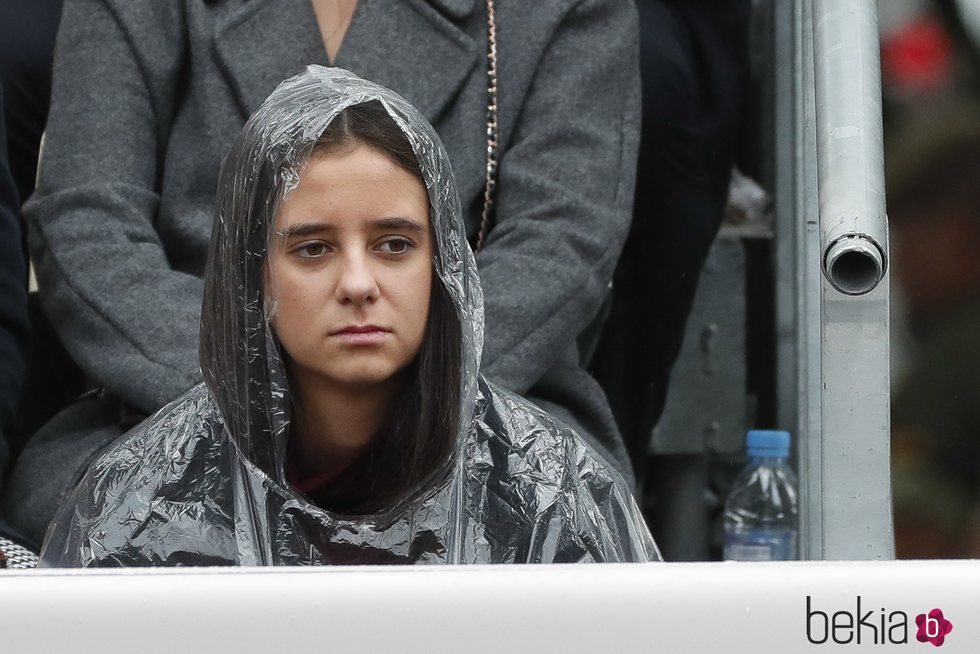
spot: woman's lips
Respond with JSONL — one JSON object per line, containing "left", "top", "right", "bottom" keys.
{"left": 330, "top": 325, "right": 391, "bottom": 345}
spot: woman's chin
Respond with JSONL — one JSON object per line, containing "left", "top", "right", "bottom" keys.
{"left": 322, "top": 363, "right": 405, "bottom": 388}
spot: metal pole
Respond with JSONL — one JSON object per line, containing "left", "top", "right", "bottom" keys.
{"left": 773, "top": 0, "right": 820, "bottom": 558}
{"left": 810, "top": 0, "right": 893, "bottom": 559}
{"left": 813, "top": 0, "right": 888, "bottom": 295}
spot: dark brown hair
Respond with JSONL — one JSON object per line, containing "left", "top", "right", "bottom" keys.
{"left": 290, "top": 101, "right": 463, "bottom": 514}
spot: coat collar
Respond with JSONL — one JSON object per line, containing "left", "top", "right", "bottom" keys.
{"left": 215, "top": 0, "right": 479, "bottom": 123}
{"left": 428, "top": 0, "right": 477, "bottom": 19}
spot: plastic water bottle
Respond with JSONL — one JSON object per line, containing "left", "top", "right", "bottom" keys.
{"left": 723, "top": 430, "right": 799, "bottom": 561}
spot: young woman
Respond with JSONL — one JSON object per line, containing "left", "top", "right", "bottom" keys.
{"left": 39, "top": 67, "right": 657, "bottom": 566}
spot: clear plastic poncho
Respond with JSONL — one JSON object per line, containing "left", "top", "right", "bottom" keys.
{"left": 40, "top": 66, "right": 659, "bottom": 566}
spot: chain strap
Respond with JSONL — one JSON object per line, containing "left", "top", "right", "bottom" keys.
{"left": 474, "top": 0, "right": 498, "bottom": 254}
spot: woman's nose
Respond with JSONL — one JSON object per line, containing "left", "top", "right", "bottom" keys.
{"left": 335, "top": 252, "right": 380, "bottom": 305}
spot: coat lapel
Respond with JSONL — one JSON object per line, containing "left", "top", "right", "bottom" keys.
{"left": 215, "top": 0, "right": 479, "bottom": 124}
{"left": 214, "top": 0, "right": 329, "bottom": 119}
{"left": 337, "top": 0, "right": 479, "bottom": 123}
{"left": 425, "top": 0, "right": 477, "bottom": 20}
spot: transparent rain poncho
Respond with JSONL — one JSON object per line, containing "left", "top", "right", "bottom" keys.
{"left": 40, "top": 66, "right": 659, "bottom": 566}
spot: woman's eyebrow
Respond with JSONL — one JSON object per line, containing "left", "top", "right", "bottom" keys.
{"left": 278, "top": 217, "right": 425, "bottom": 240}
{"left": 279, "top": 222, "right": 336, "bottom": 239}
{"left": 371, "top": 216, "right": 425, "bottom": 233}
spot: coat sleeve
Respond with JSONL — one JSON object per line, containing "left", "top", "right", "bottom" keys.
{"left": 476, "top": 0, "right": 641, "bottom": 393}
{"left": 25, "top": 0, "right": 201, "bottom": 413}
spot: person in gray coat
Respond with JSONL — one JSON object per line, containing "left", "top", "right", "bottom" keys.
{"left": 5, "top": 0, "right": 641, "bottom": 547}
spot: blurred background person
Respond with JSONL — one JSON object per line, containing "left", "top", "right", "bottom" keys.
{"left": 880, "top": 0, "right": 980, "bottom": 558}
{"left": 887, "top": 101, "right": 980, "bottom": 558}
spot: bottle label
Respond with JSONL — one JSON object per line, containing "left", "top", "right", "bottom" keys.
{"left": 724, "top": 527, "right": 797, "bottom": 561}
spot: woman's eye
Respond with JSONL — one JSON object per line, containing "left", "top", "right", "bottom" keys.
{"left": 378, "top": 238, "right": 414, "bottom": 255}
{"left": 295, "top": 242, "right": 330, "bottom": 258}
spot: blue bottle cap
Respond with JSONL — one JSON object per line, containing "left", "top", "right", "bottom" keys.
{"left": 747, "top": 430, "right": 790, "bottom": 458}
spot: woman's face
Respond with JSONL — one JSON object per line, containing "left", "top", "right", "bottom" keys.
{"left": 267, "top": 143, "right": 432, "bottom": 391}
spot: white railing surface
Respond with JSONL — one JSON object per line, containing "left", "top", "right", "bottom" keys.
{"left": 1, "top": 562, "right": 977, "bottom": 653}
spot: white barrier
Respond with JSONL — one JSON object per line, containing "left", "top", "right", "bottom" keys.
{"left": 1, "top": 561, "right": 976, "bottom": 652}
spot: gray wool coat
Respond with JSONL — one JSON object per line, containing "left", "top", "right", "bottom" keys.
{"left": 14, "top": 0, "right": 640, "bottom": 542}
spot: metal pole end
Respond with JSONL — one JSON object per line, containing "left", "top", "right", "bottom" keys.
{"left": 823, "top": 234, "right": 885, "bottom": 296}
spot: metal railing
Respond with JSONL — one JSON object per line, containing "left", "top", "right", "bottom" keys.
{"left": 776, "top": 0, "right": 893, "bottom": 560}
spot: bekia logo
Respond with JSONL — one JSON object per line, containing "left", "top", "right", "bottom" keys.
{"left": 915, "top": 609, "right": 953, "bottom": 647}
{"left": 806, "top": 596, "right": 953, "bottom": 646}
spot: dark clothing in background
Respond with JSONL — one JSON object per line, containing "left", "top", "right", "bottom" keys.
{"left": 592, "top": 0, "right": 752, "bottom": 472}
{"left": 0, "top": 0, "right": 63, "bottom": 204}
{"left": 0, "top": 0, "right": 84, "bottom": 464}
{"left": 0, "top": 83, "right": 31, "bottom": 487}
{"left": 1, "top": 3, "right": 63, "bottom": 548}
